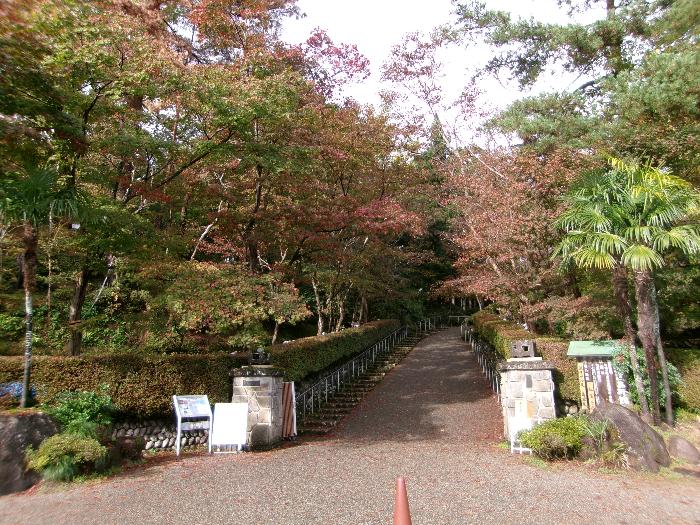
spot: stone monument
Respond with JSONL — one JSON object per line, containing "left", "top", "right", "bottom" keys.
{"left": 231, "top": 365, "right": 285, "bottom": 450}
{"left": 498, "top": 352, "right": 557, "bottom": 438}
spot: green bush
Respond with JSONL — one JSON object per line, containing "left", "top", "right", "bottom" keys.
{"left": 520, "top": 417, "right": 588, "bottom": 460}
{"left": 612, "top": 345, "right": 683, "bottom": 410}
{"left": 666, "top": 347, "right": 700, "bottom": 412}
{"left": 0, "top": 312, "right": 24, "bottom": 340}
{"left": 471, "top": 311, "right": 579, "bottom": 405}
{"left": 0, "top": 353, "right": 247, "bottom": 418}
{"left": 269, "top": 320, "right": 401, "bottom": 382}
{"left": 45, "top": 388, "right": 115, "bottom": 437}
{"left": 26, "top": 433, "right": 107, "bottom": 482}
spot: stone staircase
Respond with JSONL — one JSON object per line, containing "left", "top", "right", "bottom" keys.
{"left": 297, "top": 333, "right": 428, "bottom": 435}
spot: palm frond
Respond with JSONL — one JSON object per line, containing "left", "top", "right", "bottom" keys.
{"left": 621, "top": 244, "right": 665, "bottom": 271}
{"left": 572, "top": 247, "right": 617, "bottom": 270}
{"left": 652, "top": 225, "right": 700, "bottom": 255}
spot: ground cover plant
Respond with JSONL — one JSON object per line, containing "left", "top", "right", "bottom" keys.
{"left": 25, "top": 389, "right": 114, "bottom": 482}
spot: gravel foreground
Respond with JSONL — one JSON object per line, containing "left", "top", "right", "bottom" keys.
{"left": 1, "top": 328, "right": 698, "bottom": 525}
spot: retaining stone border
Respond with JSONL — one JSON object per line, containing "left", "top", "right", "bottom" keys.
{"left": 111, "top": 421, "right": 208, "bottom": 451}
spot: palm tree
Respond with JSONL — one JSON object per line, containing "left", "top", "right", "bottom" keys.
{"left": 611, "top": 158, "right": 700, "bottom": 425}
{"left": 555, "top": 158, "right": 700, "bottom": 425}
{"left": 554, "top": 168, "right": 650, "bottom": 421}
{"left": 0, "top": 170, "right": 80, "bottom": 407}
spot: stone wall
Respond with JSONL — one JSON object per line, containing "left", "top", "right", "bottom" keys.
{"left": 110, "top": 421, "right": 208, "bottom": 451}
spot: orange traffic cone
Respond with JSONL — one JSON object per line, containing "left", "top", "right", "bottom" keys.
{"left": 393, "top": 477, "right": 412, "bottom": 525}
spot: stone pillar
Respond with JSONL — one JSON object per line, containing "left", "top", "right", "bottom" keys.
{"left": 498, "top": 358, "right": 556, "bottom": 438}
{"left": 231, "top": 366, "right": 284, "bottom": 450}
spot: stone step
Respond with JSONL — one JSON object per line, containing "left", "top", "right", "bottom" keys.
{"left": 342, "top": 385, "right": 375, "bottom": 392}
{"left": 332, "top": 395, "right": 366, "bottom": 403}
{"left": 297, "top": 336, "right": 421, "bottom": 429}
{"left": 316, "top": 407, "right": 353, "bottom": 417}
{"left": 298, "top": 425, "right": 334, "bottom": 435}
{"left": 300, "top": 416, "right": 341, "bottom": 427}
{"left": 325, "top": 400, "right": 362, "bottom": 409}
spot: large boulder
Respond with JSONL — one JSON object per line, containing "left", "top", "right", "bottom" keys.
{"left": 0, "top": 412, "right": 58, "bottom": 495}
{"left": 668, "top": 435, "right": 700, "bottom": 465}
{"left": 591, "top": 403, "right": 671, "bottom": 472}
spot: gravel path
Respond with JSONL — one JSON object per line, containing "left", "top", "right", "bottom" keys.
{"left": 1, "top": 328, "right": 699, "bottom": 525}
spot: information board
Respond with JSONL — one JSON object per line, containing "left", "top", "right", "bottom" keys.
{"left": 211, "top": 402, "right": 248, "bottom": 452}
{"left": 175, "top": 395, "right": 210, "bottom": 417}
{"left": 173, "top": 395, "right": 213, "bottom": 456}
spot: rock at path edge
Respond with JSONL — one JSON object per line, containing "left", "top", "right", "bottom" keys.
{"left": 591, "top": 403, "right": 671, "bottom": 472}
{"left": 0, "top": 412, "right": 58, "bottom": 495}
{"left": 668, "top": 435, "right": 700, "bottom": 465}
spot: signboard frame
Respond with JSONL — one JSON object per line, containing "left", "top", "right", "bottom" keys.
{"left": 172, "top": 395, "right": 213, "bottom": 456}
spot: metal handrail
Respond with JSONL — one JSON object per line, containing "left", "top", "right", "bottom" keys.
{"left": 414, "top": 315, "right": 444, "bottom": 335}
{"left": 462, "top": 321, "right": 502, "bottom": 402}
{"left": 296, "top": 325, "right": 410, "bottom": 421}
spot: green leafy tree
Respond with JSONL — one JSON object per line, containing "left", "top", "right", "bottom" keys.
{"left": 456, "top": 0, "right": 700, "bottom": 181}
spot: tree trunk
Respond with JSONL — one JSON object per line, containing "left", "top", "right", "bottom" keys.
{"left": 649, "top": 277, "right": 674, "bottom": 425}
{"left": 66, "top": 267, "right": 90, "bottom": 356}
{"left": 336, "top": 298, "right": 346, "bottom": 332}
{"left": 361, "top": 295, "right": 368, "bottom": 324}
{"left": 271, "top": 321, "right": 281, "bottom": 345}
{"left": 633, "top": 269, "right": 661, "bottom": 425}
{"left": 311, "top": 277, "right": 325, "bottom": 336}
{"left": 20, "top": 224, "right": 37, "bottom": 409}
{"left": 611, "top": 264, "right": 649, "bottom": 420}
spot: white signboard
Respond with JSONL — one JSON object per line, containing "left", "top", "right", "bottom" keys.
{"left": 173, "top": 395, "right": 213, "bottom": 456}
{"left": 211, "top": 403, "right": 248, "bottom": 453}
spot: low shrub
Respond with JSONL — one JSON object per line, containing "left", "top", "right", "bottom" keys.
{"left": 536, "top": 338, "right": 579, "bottom": 404}
{"left": 519, "top": 417, "right": 588, "bottom": 460}
{"left": 26, "top": 433, "right": 107, "bottom": 482}
{"left": 45, "top": 388, "right": 115, "bottom": 437}
{"left": 269, "top": 320, "right": 401, "bottom": 382}
{"left": 666, "top": 347, "right": 700, "bottom": 412}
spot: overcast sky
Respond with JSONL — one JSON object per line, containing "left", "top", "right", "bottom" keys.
{"left": 281, "top": 0, "right": 604, "bottom": 142}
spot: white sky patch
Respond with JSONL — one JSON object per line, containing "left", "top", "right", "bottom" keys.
{"left": 282, "top": 0, "right": 606, "bottom": 143}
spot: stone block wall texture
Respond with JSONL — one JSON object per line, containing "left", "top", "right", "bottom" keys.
{"left": 111, "top": 421, "right": 208, "bottom": 451}
{"left": 232, "top": 372, "right": 283, "bottom": 449}
{"left": 500, "top": 366, "right": 556, "bottom": 438}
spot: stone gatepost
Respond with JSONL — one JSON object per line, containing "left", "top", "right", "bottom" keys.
{"left": 498, "top": 357, "right": 556, "bottom": 438}
{"left": 231, "top": 366, "right": 284, "bottom": 450}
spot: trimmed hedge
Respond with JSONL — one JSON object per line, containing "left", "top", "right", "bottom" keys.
{"left": 536, "top": 338, "right": 579, "bottom": 405}
{"left": 471, "top": 312, "right": 530, "bottom": 360}
{"left": 0, "top": 353, "right": 246, "bottom": 418}
{"left": 666, "top": 347, "right": 700, "bottom": 412}
{"left": 471, "top": 311, "right": 579, "bottom": 405}
{"left": 269, "top": 319, "right": 401, "bottom": 382}
{"left": 0, "top": 320, "right": 401, "bottom": 418}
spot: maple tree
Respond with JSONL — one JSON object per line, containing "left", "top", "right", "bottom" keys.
{"left": 0, "top": 0, "right": 435, "bottom": 374}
